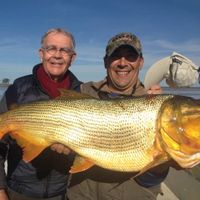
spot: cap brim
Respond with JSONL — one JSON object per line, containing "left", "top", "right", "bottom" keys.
{"left": 107, "top": 42, "right": 140, "bottom": 57}
{"left": 144, "top": 56, "right": 171, "bottom": 89}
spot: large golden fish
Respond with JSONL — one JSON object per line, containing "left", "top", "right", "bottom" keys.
{"left": 0, "top": 93, "right": 199, "bottom": 173}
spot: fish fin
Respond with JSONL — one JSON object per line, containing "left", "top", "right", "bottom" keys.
{"left": 132, "top": 137, "right": 170, "bottom": 179}
{"left": 70, "top": 155, "right": 94, "bottom": 173}
{"left": 134, "top": 157, "right": 165, "bottom": 178}
{"left": 134, "top": 136, "right": 170, "bottom": 177}
{"left": 22, "top": 143, "right": 47, "bottom": 162}
{"left": 10, "top": 131, "right": 49, "bottom": 162}
{"left": 57, "top": 89, "right": 93, "bottom": 100}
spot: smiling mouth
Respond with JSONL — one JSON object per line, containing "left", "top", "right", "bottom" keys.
{"left": 50, "top": 62, "right": 63, "bottom": 66}
{"left": 116, "top": 71, "right": 130, "bottom": 76}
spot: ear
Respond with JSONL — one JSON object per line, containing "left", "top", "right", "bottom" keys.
{"left": 39, "top": 49, "right": 44, "bottom": 61}
{"left": 71, "top": 52, "right": 77, "bottom": 64}
{"left": 104, "top": 56, "right": 108, "bottom": 68}
{"left": 139, "top": 57, "right": 144, "bottom": 70}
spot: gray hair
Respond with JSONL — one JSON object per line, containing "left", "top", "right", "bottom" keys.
{"left": 41, "top": 28, "right": 76, "bottom": 50}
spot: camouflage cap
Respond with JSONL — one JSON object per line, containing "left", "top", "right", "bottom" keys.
{"left": 105, "top": 32, "right": 142, "bottom": 57}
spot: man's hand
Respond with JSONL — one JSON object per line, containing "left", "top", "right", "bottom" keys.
{"left": 147, "top": 84, "right": 162, "bottom": 95}
{"left": 50, "top": 143, "right": 71, "bottom": 155}
{"left": 0, "top": 189, "right": 9, "bottom": 200}
{"left": 165, "top": 147, "right": 200, "bottom": 169}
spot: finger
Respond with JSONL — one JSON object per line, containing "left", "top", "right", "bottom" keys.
{"left": 147, "top": 90, "right": 153, "bottom": 95}
{"left": 63, "top": 147, "right": 71, "bottom": 155}
{"left": 147, "top": 85, "right": 162, "bottom": 95}
{"left": 51, "top": 143, "right": 59, "bottom": 151}
{"left": 167, "top": 148, "right": 200, "bottom": 168}
{"left": 51, "top": 143, "right": 71, "bottom": 155}
{"left": 51, "top": 143, "right": 64, "bottom": 153}
{"left": 55, "top": 144, "right": 64, "bottom": 154}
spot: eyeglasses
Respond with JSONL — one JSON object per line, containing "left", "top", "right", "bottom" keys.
{"left": 42, "top": 46, "right": 75, "bottom": 56}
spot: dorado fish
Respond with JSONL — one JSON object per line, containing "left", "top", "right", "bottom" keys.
{"left": 0, "top": 93, "right": 199, "bottom": 173}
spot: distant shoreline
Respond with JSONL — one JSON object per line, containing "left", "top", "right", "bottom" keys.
{"left": 0, "top": 83, "right": 10, "bottom": 88}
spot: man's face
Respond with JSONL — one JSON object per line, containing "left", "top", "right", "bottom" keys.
{"left": 39, "top": 32, "right": 76, "bottom": 81}
{"left": 105, "top": 46, "right": 144, "bottom": 92}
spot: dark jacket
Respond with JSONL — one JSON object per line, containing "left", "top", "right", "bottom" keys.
{"left": 0, "top": 64, "right": 82, "bottom": 198}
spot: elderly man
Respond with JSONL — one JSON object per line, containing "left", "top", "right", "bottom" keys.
{"left": 0, "top": 28, "right": 82, "bottom": 200}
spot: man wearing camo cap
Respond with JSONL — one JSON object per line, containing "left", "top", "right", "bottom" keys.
{"left": 67, "top": 32, "right": 170, "bottom": 200}
{"left": 80, "top": 32, "right": 161, "bottom": 98}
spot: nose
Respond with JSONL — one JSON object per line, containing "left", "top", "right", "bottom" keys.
{"left": 119, "top": 57, "right": 127, "bottom": 66}
{"left": 54, "top": 49, "right": 62, "bottom": 57}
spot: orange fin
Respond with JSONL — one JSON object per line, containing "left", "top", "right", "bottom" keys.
{"left": 22, "top": 143, "right": 47, "bottom": 162}
{"left": 10, "top": 131, "right": 49, "bottom": 162}
{"left": 134, "top": 135, "right": 170, "bottom": 177}
{"left": 137, "top": 136, "right": 170, "bottom": 176}
{"left": 57, "top": 89, "right": 92, "bottom": 100}
{"left": 136, "top": 156, "right": 168, "bottom": 177}
{"left": 70, "top": 155, "right": 94, "bottom": 174}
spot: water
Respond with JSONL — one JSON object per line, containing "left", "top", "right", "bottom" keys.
{"left": 163, "top": 87, "right": 200, "bottom": 99}
{"left": 0, "top": 86, "right": 199, "bottom": 99}
{"left": 0, "top": 87, "right": 6, "bottom": 98}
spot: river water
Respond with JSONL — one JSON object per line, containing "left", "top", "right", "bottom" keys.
{"left": 163, "top": 87, "right": 199, "bottom": 99}
{"left": 0, "top": 87, "right": 6, "bottom": 98}
{"left": 1, "top": 86, "right": 199, "bottom": 99}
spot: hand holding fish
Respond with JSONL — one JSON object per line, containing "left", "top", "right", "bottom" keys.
{"left": 0, "top": 189, "right": 9, "bottom": 200}
{"left": 147, "top": 84, "right": 162, "bottom": 95}
{"left": 51, "top": 143, "right": 71, "bottom": 155}
{"left": 165, "top": 147, "right": 200, "bottom": 169}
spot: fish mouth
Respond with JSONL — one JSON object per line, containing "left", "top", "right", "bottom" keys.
{"left": 157, "top": 96, "right": 200, "bottom": 155}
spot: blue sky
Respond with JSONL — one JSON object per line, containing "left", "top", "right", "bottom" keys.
{"left": 0, "top": 0, "right": 200, "bottom": 84}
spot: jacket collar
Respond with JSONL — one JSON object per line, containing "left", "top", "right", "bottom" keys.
{"left": 90, "top": 77, "right": 146, "bottom": 96}
{"left": 32, "top": 63, "right": 82, "bottom": 92}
